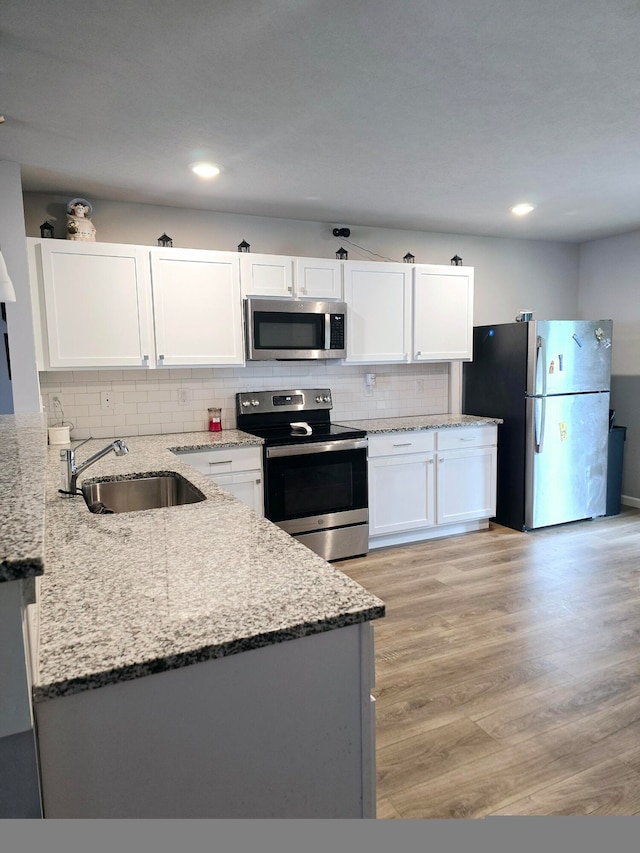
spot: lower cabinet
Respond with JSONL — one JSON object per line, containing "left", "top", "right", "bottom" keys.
{"left": 35, "top": 623, "right": 377, "bottom": 818}
{"left": 173, "top": 445, "right": 263, "bottom": 516}
{"left": 368, "top": 426, "right": 497, "bottom": 548}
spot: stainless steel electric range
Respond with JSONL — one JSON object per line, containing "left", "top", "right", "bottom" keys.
{"left": 236, "top": 389, "right": 368, "bottom": 561}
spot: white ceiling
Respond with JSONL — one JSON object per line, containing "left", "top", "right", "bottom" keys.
{"left": 3, "top": 0, "right": 640, "bottom": 243}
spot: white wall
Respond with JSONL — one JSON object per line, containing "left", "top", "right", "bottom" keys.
{"left": 0, "top": 163, "right": 41, "bottom": 413}
{"left": 579, "top": 231, "right": 640, "bottom": 504}
{"left": 579, "top": 230, "right": 640, "bottom": 376}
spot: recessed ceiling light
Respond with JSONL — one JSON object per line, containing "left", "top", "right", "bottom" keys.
{"left": 510, "top": 203, "right": 535, "bottom": 216}
{"left": 190, "top": 162, "right": 221, "bottom": 179}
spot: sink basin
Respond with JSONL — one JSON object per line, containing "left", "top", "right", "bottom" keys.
{"left": 82, "top": 472, "right": 206, "bottom": 514}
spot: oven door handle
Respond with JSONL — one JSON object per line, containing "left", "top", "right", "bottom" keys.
{"left": 266, "top": 438, "right": 368, "bottom": 458}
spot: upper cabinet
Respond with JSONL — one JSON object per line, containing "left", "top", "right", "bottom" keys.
{"left": 240, "top": 253, "right": 293, "bottom": 298}
{"left": 29, "top": 240, "right": 244, "bottom": 370}
{"left": 343, "top": 262, "right": 412, "bottom": 363}
{"left": 37, "top": 240, "right": 154, "bottom": 369}
{"left": 241, "top": 254, "right": 343, "bottom": 300}
{"left": 28, "top": 239, "right": 474, "bottom": 370}
{"left": 293, "top": 258, "right": 343, "bottom": 300}
{"left": 413, "top": 265, "right": 474, "bottom": 361}
{"left": 150, "top": 248, "right": 243, "bottom": 366}
{"left": 344, "top": 261, "right": 474, "bottom": 364}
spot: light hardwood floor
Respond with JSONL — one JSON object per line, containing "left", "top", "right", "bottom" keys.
{"left": 336, "top": 508, "right": 640, "bottom": 818}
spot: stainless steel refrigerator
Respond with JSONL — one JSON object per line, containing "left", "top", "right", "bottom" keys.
{"left": 462, "top": 319, "right": 613, "bottom": 531}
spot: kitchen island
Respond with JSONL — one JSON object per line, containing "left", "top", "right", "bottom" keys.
{"left": 34, "top": 430, "right": 385, "bottom": 818}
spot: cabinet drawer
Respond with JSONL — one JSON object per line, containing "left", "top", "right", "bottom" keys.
{"left": 175, "top": 445, "right": 262, "bottom": 475}
{"left": 368, "top": 431, "right": 435, "bottom": 457}
{"left": 436, "top": 425, "right": 496, "bottom": 450}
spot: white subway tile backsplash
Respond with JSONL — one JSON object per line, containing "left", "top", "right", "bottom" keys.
{"left": 40, "top": 361, "right": 450, "bottom": 439}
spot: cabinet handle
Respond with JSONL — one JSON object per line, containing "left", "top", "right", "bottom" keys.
{"left": 158, "top": 354, "right": 165, "bottom": 361}
{"left": 209, "top": 460, "right": 232, "bottom": 466}
{"left": 255, "top": 478, "right": 261, "bottom": 484}
{"left": 142, "top": 354, "right": 149, "bottom": 363}
{"left": 392, "top": 442, "right": 413, "bottom": 447}
{"left": 287, "top": 285, "right": 293, "bottom": 292}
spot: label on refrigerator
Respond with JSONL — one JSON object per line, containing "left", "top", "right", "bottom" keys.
{"left": 559, "top": 421, "right": 568, "bottom": 442}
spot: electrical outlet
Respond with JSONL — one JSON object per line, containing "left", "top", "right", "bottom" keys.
{"left": 48, "top": 393, "right": 63, "bottom": 413}
{"left": 416, "top": 379, "right": 425, "bottom": 394}
{"left": 177, "top": 388, "right": 192, "bottom": 405}
{"left": 100, "top": 391, "right": 112, "bottom": 410}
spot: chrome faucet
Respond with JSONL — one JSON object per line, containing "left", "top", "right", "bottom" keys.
{"left": 59, "top": 438, "right": 129, "bottom": 496}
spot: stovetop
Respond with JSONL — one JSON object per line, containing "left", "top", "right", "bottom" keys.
{"left": 240, "top": 421, "right": 366, "bottom": 447}
{"left": 236, "top": 388, "right": 366, "bottom": 446}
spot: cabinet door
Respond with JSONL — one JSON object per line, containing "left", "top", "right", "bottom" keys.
{"left": 293, "top": 258, "right": 343, "bottom": 300}
{"left": 368, "top": 453, "right": 435, "bottom": 536}
{"left": 240, "top": 254, "right": 294, "bottom": 297}
{"left": 343, "top": 262, "right": 412, "bottom": 363}
{"left": 413, "top": 265, "right": 474, "bottom": 361}
{"left": 436, "top": 446, "right": 497, "bottom": 524}
{"left": 150, "top": 249, "right": 243, "bottom": 366}
{"left": 211, "top": 471, "right": 264, "bottom": 516}
{"left": 40, "top": 241, "right": 153, "bottom": 368}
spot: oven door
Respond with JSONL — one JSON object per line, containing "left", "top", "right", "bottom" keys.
{"left": 264, "top": 438, "right": 368, "bottom": 536}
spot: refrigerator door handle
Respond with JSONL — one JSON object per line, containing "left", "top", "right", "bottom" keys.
{"left": 535, "top": 335, "right": 547, "bottom": 397}
{"left": 535, "top": 396, "right": 546, "bottom": 453}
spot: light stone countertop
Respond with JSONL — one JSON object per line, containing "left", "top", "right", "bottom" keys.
{"left": 336, "top": 414, "right": 503, "bottom": 433}
{"left": 0, "top": 413, "right": 47, "bottom": 583}
{"left": 35, "top": 429, "right": 385, "bottom": 702}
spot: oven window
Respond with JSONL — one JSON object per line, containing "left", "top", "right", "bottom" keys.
{"left": 265, "top": 448, "right": 367, "bottom": 522}
{"left": 254, "top": 311, "right": 324, "bottom": 350}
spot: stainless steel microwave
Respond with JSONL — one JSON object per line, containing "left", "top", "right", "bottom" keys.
{"left": 244, "top": 297, "right": 347, "bottom": 360}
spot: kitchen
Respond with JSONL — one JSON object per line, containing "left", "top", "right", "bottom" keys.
{"left": 3, "top": 0, "right": 640, "bottom": 842}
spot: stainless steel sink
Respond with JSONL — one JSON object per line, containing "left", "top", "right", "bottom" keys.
{"left": 82, "top": 472, "right": 206, "bottom": 514}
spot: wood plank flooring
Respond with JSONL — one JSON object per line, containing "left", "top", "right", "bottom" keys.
{"left": 336, "top": 508, "right": 640, "bottom": 818}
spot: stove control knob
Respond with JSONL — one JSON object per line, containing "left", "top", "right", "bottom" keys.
{"left": 323, "top": 395, "right": 331, "bottom": 403}
{"left": 315, "top": 395, "right": 322, "bottom": 403}
{"left": 241, "top": 400, "right": 251, "bottom": 408}
{"left": 251, "top": 399, "right": 259, "bottom": 406}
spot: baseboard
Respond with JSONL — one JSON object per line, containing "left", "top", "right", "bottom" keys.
{"left": 369, "top": 519, "right": 489, "bottom": 550}
{"left": 621, "top": 494, "right": 640, "bottom": 509}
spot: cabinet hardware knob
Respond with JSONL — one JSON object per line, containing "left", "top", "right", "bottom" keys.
{"left": 158, "top": 354, "right": 165, "bottom": 360}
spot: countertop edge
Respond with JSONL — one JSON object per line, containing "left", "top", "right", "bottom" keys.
{"left": 33, "top": 604, "right": 386, "bottom": 702}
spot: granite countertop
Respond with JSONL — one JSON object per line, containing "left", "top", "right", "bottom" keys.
{"left": 35, "top": 429, "right": 385, "bottom": 703}
{"left": 0, "top": 413, "right": 47, "bottom": 583}
{"left": 337, "top": 413, "right": 503, "bottom": 433}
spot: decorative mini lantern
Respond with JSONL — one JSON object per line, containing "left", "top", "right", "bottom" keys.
{"left": 157, "top": 233, "right": 173, "bottom": 248}
{"left": 451, "top": 254, "right": 463, "bottom": 266}
{"left": 336, "top": 247, "right": 348, "bottom": 260}
{"left": 237, "top": 240, "right": 251, "bottom": 253}
{"left": 403, "top": 252, "right": 415, "bottom": 263}
{"left": 40, "top": 221, "right": 54, "bottom": 239}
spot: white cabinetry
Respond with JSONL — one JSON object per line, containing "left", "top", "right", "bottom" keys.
{"left": 29, "top": 240, "right": 245, "bottom": 369}
{"left": 343, "top": 261, "right": 412, "bottom": 363}
{"left": 413, "top": 265, "right": 474, "bottom": 361}
{"left": 293, "top": 257, "right": 343, "bottom": 300}
{"left": 240, "top": 253, "right": 294, "bottom": 297}
{"left": 368, "top": 432, "right": 435, "bottom": 536}
{"left": 150, "top": 249, "right": 243, "bottom": 366}
{"left": 174, "top": 445, "right": 263, "bottom": 516}
{"left": 240, "top": 254, "right": 343, "bottom": 300}
{"left": 368, "top": 425, "right": 497, "bottom": 548}
{"left": 436, "top": 427, "right": 497, "bottom": 525}
{"left": 36, "top": 240, "right": 154, "bottom": 368}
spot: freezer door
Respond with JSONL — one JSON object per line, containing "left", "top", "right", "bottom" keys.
{"left": 527, "top": 320, "right": 612, "bottom": 396}
{"left": 525, "top": 391, "right": 609, "bottom": 529}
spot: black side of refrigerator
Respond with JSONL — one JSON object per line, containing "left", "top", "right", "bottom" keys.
{"left": 462, "top": 323, "right": 529, "bottom": 531}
